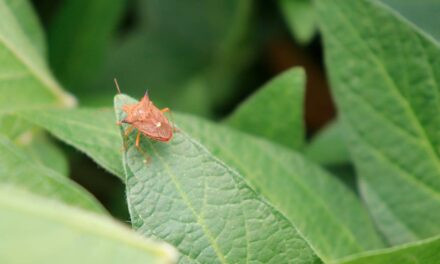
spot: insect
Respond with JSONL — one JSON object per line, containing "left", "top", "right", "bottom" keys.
{"left": 114, "top": 79, "right": 174, "bottom": 154}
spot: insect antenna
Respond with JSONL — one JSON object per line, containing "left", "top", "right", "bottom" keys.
{"left": 114, "top": 78, "right": 122, "bottom": 94}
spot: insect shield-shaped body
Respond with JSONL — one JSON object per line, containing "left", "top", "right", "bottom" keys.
{"left": 121, "top": 93, "right": 173, "bottom": 142}
{"left": 115, "top": 79, "right": 174, "bottom": 158}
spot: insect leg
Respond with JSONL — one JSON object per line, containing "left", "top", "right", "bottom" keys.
{"left": 124, "top": 126, "right": 134, "bottom": 137}
{"left": 134, "top": 132, "right": 151, "bottom": 164}
{"left": 135, "top": 131, "right": 141, "bottom": 148}
{"left": 120, "top": 126, "right": 135, "bottom": 151}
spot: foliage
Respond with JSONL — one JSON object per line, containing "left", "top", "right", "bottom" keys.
{"left": 1, "top": 0, "right": 440, "bottom": 263}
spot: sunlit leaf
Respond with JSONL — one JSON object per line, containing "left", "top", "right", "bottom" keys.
{"left": 0, "top": 185, "right": 177, "bottom": 264}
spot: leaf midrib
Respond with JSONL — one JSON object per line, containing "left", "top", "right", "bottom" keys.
{"left": 146, "top": 137, "right": 228, "bottom": 264}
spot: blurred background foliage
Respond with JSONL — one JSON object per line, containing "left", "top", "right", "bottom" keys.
{"left": 25, "top": 0, "right": 440, "bottom": 220}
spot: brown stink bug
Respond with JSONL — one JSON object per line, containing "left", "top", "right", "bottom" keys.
{"left": 114, "top": 79, "right": 174, "bottom": 154}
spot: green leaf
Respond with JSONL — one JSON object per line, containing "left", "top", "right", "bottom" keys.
{"left": 338, "top": 235, "right": 440, "bottom": 264}
{"left": 0, "top": 114, "right": 69, "bottom": 176}
{"left": 0, "top": 0, "right": 75, "bottom": 113}
{"left": 0, "top": 185, "right": 177, "bottom": 264}
{"left": 381, "top": 0, "right": 440, "bottom": 43}
{"left": 225, "top": 67, "right": 305, "bottom": 149}
{"left": 305, "top": 121, "right": 350, "bottom": 166}
{"left": 115, "top": 94, "right": 321, "bottom": 264}
{"left": 278, "top": 0, "right": 317, "bottom": 44}
{"left": 177, "top": 113, "right": 384, "bottom": 261}
{"left": 20, "top": 133, "right": 69, "bottom": 176}
{"left": 49, "top": 0, "right": 125, "bottom": 89}
{"left": 316, "top": 0, "right": 440, "bottom": 245}
{"left": 4, "top": 0, "right": 46, "bottom": 56}
{"left": 19, "top": 109, "right": 124, "bottom": 179}
{"left": 0, "top": 134, "right": 105, "bottom": 213}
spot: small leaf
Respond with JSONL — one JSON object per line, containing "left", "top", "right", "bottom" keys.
{"left": 0, "top": 0, "right": 75, "bottom": 113}
{"left": 226, "top": 68, "right": 305, "bottom": 150}
{"left": 278, "top": 0, "right": 317, "bottom": 44}
{"left": 316, "top": 0, "right": 440, "bottom": 244}
{"left": 305, "top": 121, "right": 350, "bottom": 166}
{"left": 0, "top": 134, "right": 105, "bottom": 213}
{"left": 338, "top": 235, "right": 440, "bottom": 264}
{"left": 178, "top": 113, "right": 384, "bottom": 261}
{"left": 20, "top": 109, "right": 124, "bottom": 179}
{"left": 0, "top": 185, "right": 177, "bottom": 264}
{"left": 115, "top": 94, "right": 320, "bottom": 264}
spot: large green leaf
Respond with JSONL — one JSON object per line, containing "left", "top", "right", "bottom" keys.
{"left": 338, "top": 235, "right": 440, "bottom": 264}
{"left": 316, "top": 0, "right": 440, "bottom": 244}
{"left": 278, "top": 0, "right": 316, "bottom": 44}
{"left": 225, "top": 67, "right": 305, "bottom": 150}
{"left": 0, "top": 0, "right": 75, "bottom": 113}
{"left": 0, "top": 134, "right": 105, "bottom": 213}
{"left": 381, "top": 0, "right": 440, "bottom": 43}
{"left": 115, "top": 94, "right": 321, "bottom": 264}
{"left": 0, "top": 185, "right": 177, "bottom": 264}
{"left": 20, "top": 109, "right": 124, "bottom": 179}
{"left": 178, "top": 113, "right": 384, "bottom": 261}
{"left": 49, "top": 0, "right": 125, "bottom": 89}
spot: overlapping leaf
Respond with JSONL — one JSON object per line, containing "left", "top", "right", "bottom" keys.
{"left": 225, "top": 67, "right": 305, "bottom": 149}
{"left": 20, "top": 109, "right": 124, "bottom": 179}
{"left": 0, "top": 186, "right": 177, "bottom": 264}
{"left": 4, "top": 0, "right": 46, "bottom": 55}
{"left": 316, "top": 0, "right": 440, "bottom": 244}
{"left": 0, "top": 114, "right": 69, "bottom": 175}
{"left": 381, "top": 0, "right": 440, "bottom": 43}
{"left": 0, "top": 134, "right": 104, "bottom": 213}
{"left": 0, "top": 0, "right": 75, "bottom": 113}
{"left": 115, "top": 94, "right": 321, "bottom": 264}
{"left": 178, "top": 114, "right": 384, "bottom": 261}
{"left": 278, "top": 0, "right": 316, "bottom": 44}
{"left": 305, "top": 121, "right": 350, "bottom": 166}
{"left": 338, "top": 235, "right": 440, "bottom": 264}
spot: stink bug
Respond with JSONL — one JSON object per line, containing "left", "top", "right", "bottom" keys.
{"left": 114, "top": 79, "right": 174, "bottom": 154}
